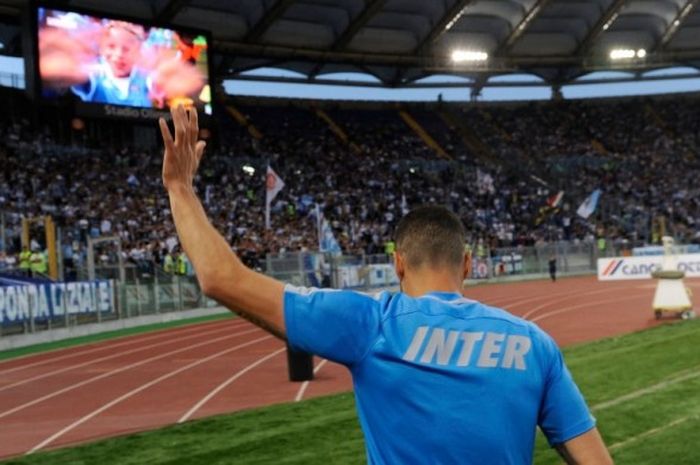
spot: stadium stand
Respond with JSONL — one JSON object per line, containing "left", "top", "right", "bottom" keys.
{"left": 1, "top": 87, "right": 700, "bottom": 277}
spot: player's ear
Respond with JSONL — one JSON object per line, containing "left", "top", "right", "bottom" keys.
{"left": 394, "top": 251, "right": 405, "bottom": 281}
{"left": 462, "top": 252, "right": 472, "bottom": 280}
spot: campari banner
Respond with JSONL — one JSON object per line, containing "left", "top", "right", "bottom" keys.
{"left": 598, "top": 255, "right": 700, "bottom": 281}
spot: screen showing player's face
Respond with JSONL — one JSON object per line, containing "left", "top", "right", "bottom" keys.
{"left": 37, "top": 8, "right": 213, "bottom": 114}
{"left": 100, "top": 27, "right": 142, "bottom": 78}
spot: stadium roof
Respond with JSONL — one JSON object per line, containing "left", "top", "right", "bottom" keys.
{"left": 2, "top": 0, "right": 700, "bottom": 90}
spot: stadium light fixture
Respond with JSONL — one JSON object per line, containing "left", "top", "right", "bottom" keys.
{"left": 609, "top": 48, "right": 646, "bottom": 60}
{"left": 242, "top": 165, "right": 256, "bottom": 176}
{"left": 609, "top": 49, "right": 636, "bottom": 60}
{"left": 451, "top": 50, "right": 489, "bottom": 63}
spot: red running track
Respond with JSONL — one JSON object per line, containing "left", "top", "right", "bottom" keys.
{"left": 0, "top": 276, "right": 696, "bottom": 459}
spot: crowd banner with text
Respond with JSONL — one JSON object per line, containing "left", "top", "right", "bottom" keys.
{"left": 0, "top": 280, "right": 114, "bottom": 326}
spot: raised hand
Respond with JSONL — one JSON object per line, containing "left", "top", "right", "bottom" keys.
{"left": 159, "top": 105, "right": 206, "bottom": 191}
{"left": 38, "top": 27, "right": 95, "bottom": 87}
{"left": 141, "top": 48, "right": 204, "bottom": 107}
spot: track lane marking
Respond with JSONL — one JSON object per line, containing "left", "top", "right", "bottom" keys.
{"left": 474, "top": 285, "right": 605, "bottom": 311}
{"left": 178, "top": 347, "right": 287, "bottom": 423}
{"left": 0, "top": 323, "right": 242, "bottom": 393}
{"left": 0, "top": 317, "right": 241, "bottom": 375}
{"left": 530, "top": 294, "right": 649, "bottom": 323}
{"left": 520, "top": 287, "right": 621, "bottom": 320}
{"left": 294, "top": 359, "right": 329, "bottom": 402}
{"left": 27, "top": 335, "right": 274, "bottom": 454}
{"left": 0, "top": 327, "right": 262, "bottom": 420}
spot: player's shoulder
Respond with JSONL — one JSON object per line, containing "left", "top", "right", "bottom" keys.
{"left": 284, "top": 284, "right": 390, "bottom": 307}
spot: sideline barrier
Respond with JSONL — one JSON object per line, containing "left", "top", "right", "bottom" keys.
{"left": 598, "top": 254, "right": 700, "bottom": 281}
{"left": 0, "top": 307, "right": 228, "bottom": 351}
{"left": 0, "top": 280, "right": 114, "bottom": 326}
{"left": 0, "top": 275, "right": 217, "bottom": 340}
{"left": 336, "top": 263, "right": 399, "bottom": 288}
{"left": 633, "top": 245, "right": 700, "bottom": 256}
{"left": 266, "top": 244, "right": 597, "bottom": 289}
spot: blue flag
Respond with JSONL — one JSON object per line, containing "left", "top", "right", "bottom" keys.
{"left": 576, "top": 190, "right": 601, "bottom": 219}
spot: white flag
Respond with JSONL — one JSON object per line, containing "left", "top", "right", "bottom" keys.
{"left": 576, "top": 189, "right": 601, "bottom": 219}
{"left": 266, "top": 166, "right": 284, "bottom": 204}
{"left": 265, "top": 166, "right": 285, "bottom": 229}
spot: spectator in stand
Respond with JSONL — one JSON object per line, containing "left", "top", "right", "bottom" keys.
{"left": 1, "top": 94, "right": 699, "bottom": 275}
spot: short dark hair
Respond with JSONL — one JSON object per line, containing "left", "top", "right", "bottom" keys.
{"left": 394, "top": 205, "right": 466, "bottom": 270}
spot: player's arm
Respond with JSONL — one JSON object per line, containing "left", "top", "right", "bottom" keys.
{"left": 554, "top": 428, "right": 614, "bottom": 465}
{"left": 537, "top": 329, "right": 613, "bottom": 464}
{"left": 159, "top": 105, "right": 285, "bottom": 339}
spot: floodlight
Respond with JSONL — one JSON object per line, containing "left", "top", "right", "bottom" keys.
{"left": 609, "top": 49, "right": 636, "bottom": 60}
{"left": 451, "top": 50, "right": 488, "bottom": 62}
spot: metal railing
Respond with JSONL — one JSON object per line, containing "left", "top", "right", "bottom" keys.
{"left": 0, "top": 241, "right": 605, "bottom": 339}
{"left": 0, "top": 269, "right": 218, "bottom": 339}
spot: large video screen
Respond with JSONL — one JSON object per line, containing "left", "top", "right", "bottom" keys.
{"left": 36, "top": 7, "right": 212, "bottom": 114}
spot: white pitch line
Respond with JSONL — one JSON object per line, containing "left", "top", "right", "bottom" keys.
{"left": 530, "top": 294, "right": 647, "bottom": 323}
{"left": 609, "top": 413, "right": 700, "bottom": 451}
{"left": 593, "top": 364, "right": 700, "bottom": 411}
{"left": 0, "top": 327, "right": 262, "bottom": 420}
{"left": 178, "top": 347, "right": 287, "bottom": 424}
{"left": 0, "top": 324, "right": 239, "bottom": 393}
{"left": 569, "top": 328, "right": 700, "bottom": 367}
{"left": 0, "top": 318, "right": 244, "bottom": 376}
{"left": 294, "top": 359, "right": 329, "bottom": 402}
{"left": 27, "top": 335, "right": 273, "bottom": 454}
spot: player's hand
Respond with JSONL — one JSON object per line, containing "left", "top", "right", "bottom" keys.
{"left": 159, "top": 105, "right": 206, "bottom": 191}
{"left": 152, "top": 56, "right": 204, "bottom": 99}
{"left": 141, "top": 49, "right": 204, "bottom": 106}
{"left": 38, "top": 28, "right": 94, "bottom": 86}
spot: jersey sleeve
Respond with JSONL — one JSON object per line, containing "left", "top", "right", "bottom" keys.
{"left": 284, "top": 284, "right": 383, "bottom": 366}
{"left": 536, "top": 330, "right": 596, "bottom": 446}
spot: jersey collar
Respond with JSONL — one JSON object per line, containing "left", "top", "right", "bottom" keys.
{"left": 423, "top": 291, "right": 465, "bottom": 301}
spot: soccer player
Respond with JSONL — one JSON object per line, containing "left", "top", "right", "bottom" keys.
{"left": 159, "top": 106, "right": 613, "bottom": 465}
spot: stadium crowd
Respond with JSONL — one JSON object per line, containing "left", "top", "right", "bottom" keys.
{"left": 1, "top": 94, "right": 699, "bottom": 276}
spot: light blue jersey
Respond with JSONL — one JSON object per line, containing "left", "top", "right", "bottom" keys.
{"left": 284, "top": 286, "right": 595, "bottom": 465}
{"left": 72, "top": 60, "right": 152, "bottom": 107}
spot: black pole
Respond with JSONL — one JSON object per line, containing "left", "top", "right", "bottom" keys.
{"left": 286, "top": 343, "right": 314, "bottom": 382}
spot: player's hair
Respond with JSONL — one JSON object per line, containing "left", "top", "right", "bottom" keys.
{"left": 103, "top": 20, "right": 147, "bottom": 41}
{"left": 394, "top": 205, "right": 466, "bottom": 270}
